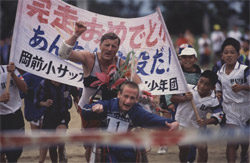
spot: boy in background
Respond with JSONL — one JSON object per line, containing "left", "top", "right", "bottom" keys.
{"left": 20, "top": 72, "right": 45, "bottom": 162}
{"left": 167, "top": 44, "right": 203, "bottom": 117}
{"left": 34, "top": 79, "right": 79, "bottom": 163}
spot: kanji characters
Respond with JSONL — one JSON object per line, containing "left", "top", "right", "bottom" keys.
{"left": 81, "top": 17, "right": 104, "bottom": 43}
{"left": 51, "top": 5, "right": 78, "bottom": 34}
{"left": 30, "top": 55, "right": 44, "bottom": 71}
{"left": 19, "top": 51, "right": 33, "bottom": 67}
{"left": 146, "top": 19, "right": 158, "bottom": 47}
{"left": 129, "top": 24, "right": 145, "bottom": 49}
{"left": 137, "top": 51, "right": 150, "bottom": 76}
{"left": 107, "top": 21, "right": 127, "bottom": 45}
{"left": 26, "top": 0, "right": 51, "bottom": 24}
{"left": 18, "top": 51, "right": 83, "bottom": 83}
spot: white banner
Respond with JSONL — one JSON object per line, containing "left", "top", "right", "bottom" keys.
{"left": 10, "top": 0, "right": 188, "bottom": 95}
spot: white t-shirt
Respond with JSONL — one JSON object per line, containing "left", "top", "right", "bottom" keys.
{"left": 0, "top": 65, "right": 22, "bottom": 115}
{"left": 216, "top": 62, "right": 250, "bottom": 104}
{"left": 210, "top": 31, "right": 225, "bottom": 52}
{"left": 216, "top": 62, "right": 250, "bottom": 126}
{"left": 198, "top": 37, "right": 211, "bottom": 54}
{"left": 227, "top": 30, "right": 242, "bottom": 42}
{"left": 175, "top": 85, "right": 223, "bottom": 128}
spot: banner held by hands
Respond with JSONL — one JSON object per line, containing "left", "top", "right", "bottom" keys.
{"left": 11, "top": 0, "right": 190, "bottom": 95}
{"left": 156, "top": 7, "right": 200, "bottom": 120}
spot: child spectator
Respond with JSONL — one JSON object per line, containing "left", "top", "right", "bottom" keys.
{"left": 239, "top": 38, "right": 250, "bottom": 66}
{"left": 216, "top": 37, "right": 250, "bottom": 162}
{"left": 175, "top": 32, "right": 188, "bottom": 52}
{"left": 174, "top": 70, "right": 224, "bottom": 162}
{"left": 184, "top": 29, "right": 195, "bottom": 46}
{"left": 198, "top": 33, "right": 212, "bottom": 68}
{"left": 211, "top": 24, "right": 225, "bottom": 62}
{"left": 227, "top": 25, "right": 242, "bottom": 42}
{"left": 34, "top": 79, "right": 79, "bottom": 163}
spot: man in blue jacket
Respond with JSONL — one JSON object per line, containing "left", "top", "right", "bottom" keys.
{"left": 82, "top": 81, "right": 179, "bottom": 162}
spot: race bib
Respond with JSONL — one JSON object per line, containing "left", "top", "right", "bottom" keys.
{"left": 107, "top": 113, "right": 130, "bottom": 133}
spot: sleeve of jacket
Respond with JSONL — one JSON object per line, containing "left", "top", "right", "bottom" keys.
{"left": 81, "top": 100, "right": 110, "bottom": 120}
{"left": 20, "top": 73, "right": 29, "bottom": 99}
{"left": 70, "top": 86, "right": 80, "bottom": 99}
{"left": 127, "top": 103, "right": 174, "bottom": 128}
{"left": 33, "top": 80, "right": 46, "bottom": 108}
{"left": 210, "top": 99, "right": 224, "bottom": 124}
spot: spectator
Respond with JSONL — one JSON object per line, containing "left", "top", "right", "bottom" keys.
{"left": 0, "top": 37, "right": 11, "bottom": 65}
{"left": 175, "top": 32, "right": 188, "bottom": 52}
{"left": 198, "top": 33, "right": 212, "bottom": 68}
{"left": 211, "top": 24, "right": 225, "bottom": 63}
{"left": 242, "top": 26, "right": 250, "bottom": 41}
{"left": 184, "top": 29, "right": 195, "bottom": 46}
{"left": 227, "top": 25, "right": 242, "bottom": 42}
{"left": 239, "top": 38, "right": 250, "bottom": 66}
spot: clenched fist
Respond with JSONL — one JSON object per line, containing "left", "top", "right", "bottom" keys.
{"left": 74, "top": 21, "right": 87, "bottom": 36}
{"left": 92, "top": 104, "right": 104, "bottom": 113}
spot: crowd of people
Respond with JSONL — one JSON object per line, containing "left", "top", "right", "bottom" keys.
{"left": 0, "top": 20, "right": 249, "bottom": 163}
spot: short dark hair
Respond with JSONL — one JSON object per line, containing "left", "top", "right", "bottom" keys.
{"left": 120, "top": 81, "right": 139, "bottom": 97}
{"left": 200, "top": 70, "right": 218, "bottom": 86}
{"left": 221, "top": 37, "right": 240, "bottom": 53}
{"left": 242, "top": 38, "right": 250, "bottom": 44}
{"left": 100, "top": 32, "right": 120, "bottom": 46}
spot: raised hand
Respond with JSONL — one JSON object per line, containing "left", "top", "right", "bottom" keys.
{"left": 74, "top": 21, "right": 87, "bottom": 36}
